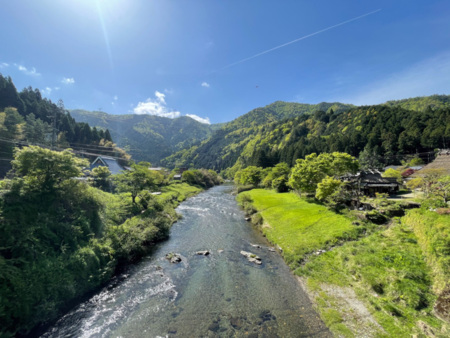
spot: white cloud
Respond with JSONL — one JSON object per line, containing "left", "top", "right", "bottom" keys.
{"left": 186, "top": 114, "right": 211, "bottom": 124}
{"left": 62, "top": 77, "right": 75, "bottom": 84}
{"left": 133, "top": 91, "right": 181, "bottom": 118}
{"left": 15, "top": 64, "right": 41, "bottom": 76}
{"left": 0, "top": 62, "right": 9, "bottom": 68}
{"left": 343, "top": 51, "right": 450, "bottom": 105}
{"left": 164, "top": 88, "right": 174, "bottom": 95}
{"left": 201, "top": 82, "right": 210, "bottom": 88}
{"left": 54, "top": 86, "right": 60, "bottom": 91}
{"left": 41, "top": 87, "right": 52, "bottom": 95}
{"left": 113, "top": 95, "right": 118, "bottom": 101}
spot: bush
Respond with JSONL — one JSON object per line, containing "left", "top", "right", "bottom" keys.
{"left": 365, "top": 210, "right": 388, "bottom": 224}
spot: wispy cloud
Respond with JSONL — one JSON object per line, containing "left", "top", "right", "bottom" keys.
{"left": 201, "top": 82, "right": 210, "bottom": 88}
{"left": 343, "top": 51, "right": 450, "bottom": 105}
{"left": 218, "top": 9, "right": 381, "bottom": 71}
{"left": 133, "top": 91, "right": 181, "bottom": 118}
{"left": 62, "top": 77, "right": 75, "bottom": 84}
{"left": 186, "top": 114, "right": 211, "bottom": 124}
{"left": 113, "top": 95, "right": 118, "bottom": 101}
{"left": 15, "top": 64, "right": 41, "bottom": 76}
{"left": 0, "top": 62, "right": 9, "bottom": 68}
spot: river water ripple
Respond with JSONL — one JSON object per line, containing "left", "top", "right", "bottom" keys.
{"left": 42, "top": 185, "right": 330, "bottom": 337}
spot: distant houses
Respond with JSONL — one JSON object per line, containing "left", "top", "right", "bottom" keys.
{"left": 89, "top": 156, "right": 126, "bottom": 175}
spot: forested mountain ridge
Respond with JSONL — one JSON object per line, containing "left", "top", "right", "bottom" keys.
{"left": 70, "top": 109, "right": 215, "bottom": 165}
{"left": 0, "top": 74, "right": 127, "bottom": 175}
{"left": 162, "top": 96, "right": 450, "bottom": 175}
{"left": 385, "top": 94, "right": 450, "bottom": 112}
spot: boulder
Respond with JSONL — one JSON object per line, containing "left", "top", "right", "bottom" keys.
{"left": 166, "top": 252, "right": 182, "bottom": 263}
{"left": 240, "top": 250, "right": 262, "bottom": 265}
{"left": 196, "top": 250, "right": 210, "bottom": 256}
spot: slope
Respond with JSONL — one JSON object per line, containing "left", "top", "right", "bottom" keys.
{"left": 69, "top": 110, "right": 214, "bottom": 164}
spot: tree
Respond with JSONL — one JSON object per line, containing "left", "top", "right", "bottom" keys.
{"left": 431, "top": 175, "right": 450, "bottom": 203}
{"left": 114, "top": 163, "right": 161, "bottom": 203}
{"left": 261, "top": 162, "right": 290, "bottom": 192}
{"left": 315, "top": 176, "right": 343, "bottom": 201}
{"left": 288, "top": 152, "right": 358, "bottom": 195}
{"left": 359, "top": 146, "right": 383, "bottom": 170}
{"left": 234, "top": 166, "right": 263, "bottom": 187}
{"left": 382, "top": 168, "right": 403, "bottom": 184}
{"left": 91, "top": 166, "right": 112, "bottom": 191}
{"left": 11, "top": 146, "right": 88, "bottom": 191}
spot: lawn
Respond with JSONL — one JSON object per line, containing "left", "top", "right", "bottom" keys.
{"left": 238, "top": 189, "right": 360, "bottom": 267}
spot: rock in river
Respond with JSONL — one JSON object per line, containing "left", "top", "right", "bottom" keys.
{"left": 196, "top": 250, "right": 210, "bottom": 256}
{"left": 166, "top": 252, "right": 182, "bottom": 263}
{"left": 240, "top": 250, "right": 262, "bottom": 265}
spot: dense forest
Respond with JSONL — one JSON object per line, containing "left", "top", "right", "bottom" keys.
{"left": 70, "top": 109, "right": 219, "bottom": 164}
{"left": 162, "top": 97, "right": 450, "bottom": 177}
{"left": 0, "top": 74, "right": 128, "bottom": 176}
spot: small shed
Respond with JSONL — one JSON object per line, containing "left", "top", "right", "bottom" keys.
{"left": 90, "top": 156, "right": 125, "bottom": 175}
{"left": 173, "top": 174, "right": 182, "bottom": 181}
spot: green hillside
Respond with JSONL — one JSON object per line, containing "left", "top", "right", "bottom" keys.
{"left": 70, "top": 110, "right": 215, "bottom": 164}
{"left": 162, "top": 96, "right": 450, "bottom": 175}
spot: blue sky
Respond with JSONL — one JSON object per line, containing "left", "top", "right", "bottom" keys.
{"left": 1, "top": 0, "right": 450, "bottom": 124}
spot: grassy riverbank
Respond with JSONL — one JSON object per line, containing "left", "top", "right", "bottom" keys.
{"left": 0, "top": 181, "right": 202, "bottom": 336}
{"left": 238, "top": 189, "right": 450, "bottom": 337}
{"left": 237, "top": 189, "right": 361, "bottom": 268}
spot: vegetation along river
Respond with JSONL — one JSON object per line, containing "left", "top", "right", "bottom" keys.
{"left": 42, "top": 185, "right": 330, "bottom": 337}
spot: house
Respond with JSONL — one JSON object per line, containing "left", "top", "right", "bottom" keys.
{"left": 90, "top": 156, "right": 126, "bottom": 175}
{"left": 173, "top": 174, "right": 182, "bottom": 180}
{"left": 411, "top": 150, "right": 450, "bottom": 177}
{"left": 342, "top": 169, "right": 400, "bottom": 196}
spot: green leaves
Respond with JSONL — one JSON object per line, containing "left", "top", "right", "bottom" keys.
{"left": 11, "top": 146, "right": 88, "bottom": 192}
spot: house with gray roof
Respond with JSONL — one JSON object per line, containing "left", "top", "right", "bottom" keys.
{"left": 90, "top": 156, "right": 125, "bottom": 175}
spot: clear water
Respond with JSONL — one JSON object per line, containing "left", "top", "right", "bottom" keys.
{"left": 42, "top": 185, "right": 330, "bottom": 337}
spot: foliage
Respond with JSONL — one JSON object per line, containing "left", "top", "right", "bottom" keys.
{"left": 114, "top": 163, "right": 164, "bottom": 203}
{"left": 261, "top": 162, "right": 290, "bottom": 192}
{"left": 382, "top": 168, "right": 403, "bottom": 184}
{"left": 181, "top": 169, "right": 221, "bottom": 188}
{"left": 289, "top": 152, "right": 358, "bottom": 194}
{"left": 316, "top": 176, "right": 343, "bottom": 202}
{"left": 432, "top": 175, "right": 450, "bottom": 203}
{"left": 11, "top": 146, "right": 88, "bottom": 191}
{"left": 164, "top": 99, "right": 450, "bottom": 174}
{"left": 91, "top": 165, "right": 112, "bottom": 191}
{"left": 234, "top": 166, "right": 263, "bottom": 187}
{"left": 0, "top": 146, "right": 207, "bottom": 336}
{"left": 71, "top": 109, "right": 214, "bottom": 165}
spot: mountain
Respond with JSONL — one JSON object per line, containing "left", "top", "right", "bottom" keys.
{"left": 385, "top": 94, "right": 450, "bottom": 112}
{"left": 0, "top": 75, "right": 124, "bottom": 176}
{"left": 69, "top": 110, "right": 215, "bottom": 165}
{"left": 162, "top": 96, "right": 450, "bottom": 175}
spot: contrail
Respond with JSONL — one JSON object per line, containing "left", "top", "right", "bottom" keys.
{"left": 219, "top": 9, "right": 381, "bottom": 71}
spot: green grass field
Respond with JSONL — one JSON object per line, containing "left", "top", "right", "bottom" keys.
{"left": 237, "top": 189, "right": 450, "bottom": 336}
{"left": 237, "top": 189, "right": 360, "bottom": 267}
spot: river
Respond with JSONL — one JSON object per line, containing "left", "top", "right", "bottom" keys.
{"left": 42, "top": 185, "right": 330, "bottom": 337}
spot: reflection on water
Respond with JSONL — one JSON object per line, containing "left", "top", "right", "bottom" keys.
{"left": 42, "top": 185, "right": 330, "bottom": 337}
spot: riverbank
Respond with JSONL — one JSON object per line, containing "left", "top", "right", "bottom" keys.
{"left": 237, "top": 189, "right": 449, "bottom": 337}
{"left": 39, "top": 185, "right": 331, "bottom": 337}
{"left": 0, "top": 181, "right": 203, "bottom": 337}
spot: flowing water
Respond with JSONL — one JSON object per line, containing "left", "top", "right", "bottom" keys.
{"left": 42, "top": 185, "right": 330, "bottom": 337}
